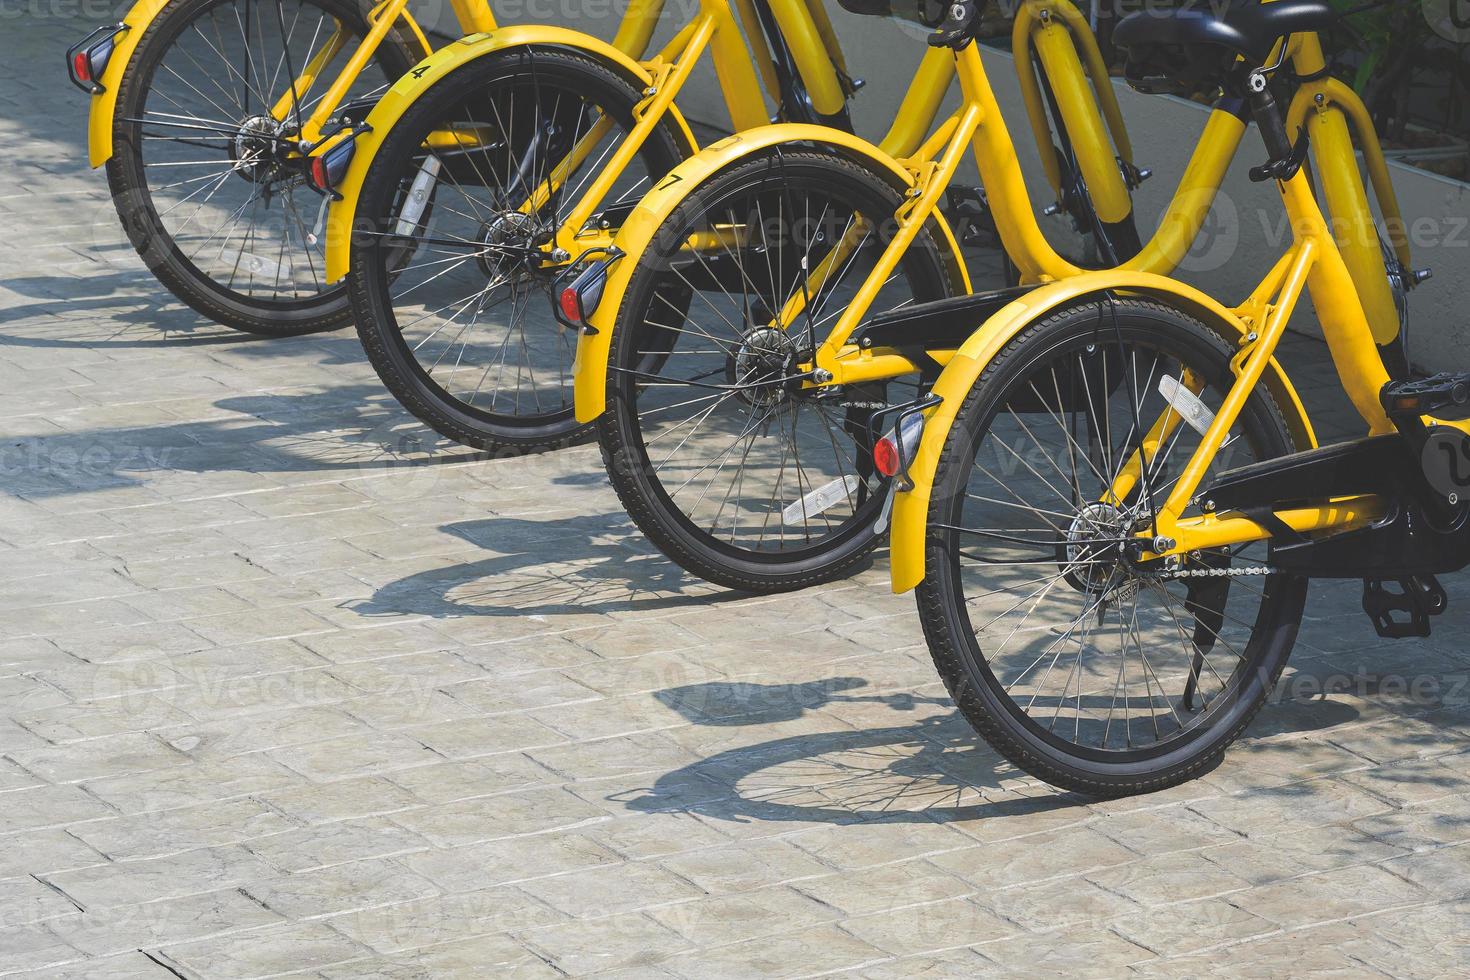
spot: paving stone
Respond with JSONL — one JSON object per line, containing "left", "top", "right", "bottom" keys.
{"left": 45, "top": 888, "right": 284, "bottom": 957}
{"left": 1350, "top": 792, "right": 1470, "bottom": 852}
{"left": 0, "top": 784, "right": 113, "bottom": 835}
{"left": 516, "top": 859, "right": 707, "bottom": 918}
{"left": 646, "top": 887, "right": 837, "bottom": 947}
{"left": 1377, "top": 842, "right": 1470, "bottom": 900}
{"left": 662, "top": 923, "right": 888, "bottom": 979}
{"left": 1125, "top": 922, "right": 1365, "bottom": 977}
{"left": 242, "top": 857, "right": 440, "bottom": 919}
{"left": 155, "top": 920, "right": 370, "bottom": 977}
{"left": 981, "top": 875, "right": 1141, "bottom": 932}
{"left": 82, "top": 755, "right": 302, "bottom": 813}
{"left": 785, "top": 818, "right": 978, "bottom": 871}
{"left": 0, "top": 875, "right": 84, "bottom": 926}
{"left": 400, "top": 713, "right": 568, "bottom": 761}
{"left": 841, "top": 896, "right": 1017, "bottom": 956}
{"left": 856, "top": 947, "right": 1000, "bottom": 978}
{"left": 0, "top": 923, "right": 83, "bottom": 974}
{"left": 383, "top": 755, "right": 559, "bottom": 806}
{"left": 10, "top": 733, "right": 191, "bottom": 785}
{"left": 1200, "top": 825, "right": 1410, "bottom": 885}
{"left": 389, "top": 787, "right": 611, "bottom": 848}
{"left": 48, "top": 624, "right": 215, "bottom": 665}
{"left": 656, "top": 837, "right": 832, "bottom": 894}
{"left": 1110, "top": 897, "right": 1277, "bottom": 957}
{"left": 323, "top": 886, "right": 564, "bottom": 953}
{"left": 1225, "top": 864, "right": 1430, "bottom": 929}
{"left": 314, "top": 933, "right": 557, "bottom": 979}
{"left": 17, "top": 695, "right": 196, "bottom": 743}
{"left": 519, "top": 911, "right": 693, "bottom": 974}
{"left": 793, "top": 860, "right": 974, "bottom": 917}
{"left": 1085, "top": 849, "right": 1253, "bottom": 907}
{"left": 4, "top": 950, "right": 183, "bottom": 979}
{"left": 41, "top": 845, "right": 278, "bottom": 911}
{"left": 399, "top": 830, "right": 621, "bottom": 893}
{"left": 66, "top": 798, "right": 293, "bottom": 862}
{"left": 1186, "top": 777, "right": 1396, "bottom": 838}
{"left": 974, "top": 926, "right": 1154, "bottom": 973}
{"left": 928, "top": 825, "right": 1141, "bottom": 890}
{"left": 267, "top": 730, "right": 443, "bottom": 781}
{"left": 256, "top": 776, "right": 424, "bottom": 826}
{"left": 4, "top": 22, "right": 1470, "bottom": 975}
{"left": 244, "top": 816, "right": 432, "bottom": 873}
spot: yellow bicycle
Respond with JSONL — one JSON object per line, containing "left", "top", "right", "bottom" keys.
{"left": 567, "top": 0, "right": 1414, "bottom": 593}
{"left": 309, "top": 0, "right": 1152, "bottom": 452}
{"left": 887, "top": 2, "right": 1461, "bottom": 796}
{"left": 308, "top": 0, "right": 874, "bottom": 451}
{"left": 69, "top": 0, "right": 853, "bottom": 337}
{"left": 71, "top": 0, "right": 444, "bottom": 333}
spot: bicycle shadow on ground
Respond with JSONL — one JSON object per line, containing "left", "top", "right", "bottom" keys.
{"left": 623, "top": 711, "right": 1069, "bottom": 825}
{"left": 620, "top": 676, "right": 1375, "bottom": 826}
{"left": 0, "top": 269, "right": 256, "bottom": 344}
{"left": 351, "top": 513, "right": 736, "bottom": 620}
{"left": 4, "top": 385, "right": 486, "bottom": 497}
{"left": 655, "top": 677, "right": 921, "bottom": 727}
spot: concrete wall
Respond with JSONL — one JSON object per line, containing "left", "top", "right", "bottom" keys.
{"left": 429, "top": 1, "right": 1470, "bottom": 371}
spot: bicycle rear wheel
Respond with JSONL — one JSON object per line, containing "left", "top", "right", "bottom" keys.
{"left": 107, "top": 0, "right": 417, "bottom": 335}
{"left": 348, "top": 48, "right": 688, "bottom": 453}
{"left": 917, "top": 298, "right": 1307, "bottom": 796}
{"left": 599, "top": 149, "right": 966, "bottom": 593}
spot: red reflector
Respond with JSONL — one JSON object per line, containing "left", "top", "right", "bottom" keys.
{"left": 309, "top": 155, "right": 329, "bottom": 192}
{"left": 873, "top": 436, "right": 901, "bottom": 478}
{"left": 73, "top": 50, "right": 92, "bottom": 82}
{"left": 558, "top": 286, "right": 583, "bottom": 324}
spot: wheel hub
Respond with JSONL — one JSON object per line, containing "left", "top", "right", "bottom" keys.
{"left": 1062, "top": 501, "right": 1130, "bottom": 595}
{"left": 730, "top": 327, "right": 798, "bottom": 409}
{"left": 230, "top": 115, "right": 285, "bottom": 183}
{"left": 476, "top": 211, "right": 541, "bottom": 279}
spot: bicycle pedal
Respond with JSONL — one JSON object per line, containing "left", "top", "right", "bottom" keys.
{"left": 1381, "top": 373, "right": 1470, "bottom": 423}
{"left": 1362, "top": 575, "right": 1448, "bottom": 639}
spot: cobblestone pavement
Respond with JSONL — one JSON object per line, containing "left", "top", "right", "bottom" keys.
{"left": 5, "top": 9, "right": 1470, "bottom": 979}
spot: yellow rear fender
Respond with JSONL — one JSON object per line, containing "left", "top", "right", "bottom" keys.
{"left": 87, "top": 0, "right": 432, "bottom": 168}
{"left": 572, "top": 123, "right": 969, "bottom": 423}
{"left": 887, "top": 271, "right": 1318, "bottom": 593}
{"left": 322, "top": 26, "right": 700, "bottom": 283}
{"left": 86, "top": 0, "right": 171, "bottom": 168}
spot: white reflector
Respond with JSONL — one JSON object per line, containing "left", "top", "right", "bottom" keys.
{"left": 783, "top": 475, "right": 859, "bottom": 526}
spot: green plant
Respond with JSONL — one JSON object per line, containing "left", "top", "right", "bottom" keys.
{"left": 1326, "top": 0, "right": 1470, "bottom": 144}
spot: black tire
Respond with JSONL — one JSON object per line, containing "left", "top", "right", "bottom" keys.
{"left": 917, "top": 298, "right": 1307, "bottom": 797}
{"left": 348, "top": 48, "right": 688, "bottom": 453}
{"left": 599, "top": 149, "right": 968, "bottom": 593}
{"left": 107, "top": 0, "right": 416, "bottom": 335}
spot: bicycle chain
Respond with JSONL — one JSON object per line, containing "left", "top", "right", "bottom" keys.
{"left": 1168, "top": 566, "right": 1278, "bottom": 578}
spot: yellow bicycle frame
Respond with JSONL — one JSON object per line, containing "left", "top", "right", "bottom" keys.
{"left": 315, "top": 0, "right": 859, "bottom": 282}
{"left": 1012, "top": 0, "right": 1135, "bottom": 225}
{"left": 85, "top": 0, "right": 447, "bottom": 167}
{"left": 572, "top": 34, "right": 1258, "bottom": 421}
{"left": 888, "top": 33, "right": 1442, "bottom": 593}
